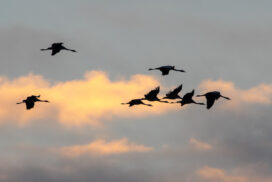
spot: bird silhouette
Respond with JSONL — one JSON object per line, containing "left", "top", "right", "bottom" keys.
{"left": 121, "top": 99, "right": 152, "bottom": 107}
{"left": 196, "top": 91, "right": 230, "bottom": 109}
{"left": 172, "top": 90, "right": 204, "bottom": 106}
{"left": 163, "top": 84, "right": 183, "bottom": 100}
{"left": 148, "top": 65, "right": 185, "bottom": 76}
{"left": 142, "top": 86, "right": 168, "bottom": 103}
{"left": 16, "top": 95, "right": 49, "bottom": 110}
{"left": 41, "top": 42, "right": 77, "bottom": 56}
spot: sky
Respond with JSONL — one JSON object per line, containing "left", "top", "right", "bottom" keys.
{"left": 0, "top": 0, "right": 272, "bottom": 181}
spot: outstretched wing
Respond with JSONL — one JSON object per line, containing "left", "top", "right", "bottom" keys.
{"left": 145, "top": 87, "right": 160, "bottom": 98}
{"left": 166, "top": 85, "right": 182, "bottom": 97}
{"left": 172, "top": 85, "right": 182, "bottom": 95}
{"left": 206, "top": 95, "right": 216, "bottom": 109}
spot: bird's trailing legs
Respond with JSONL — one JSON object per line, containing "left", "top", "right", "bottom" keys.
{"left": 192, "top": 101, "right": 205, "bottom": 105}
{"left": 121, "top": 102, "right": 152, "bottom": 107}
{"left": 157, "top": 100, "right": 169, "bottom": 103}
{"left": 170, "top": 100, "right": 204, "bottom": 105}
{"left": 140, "top": 103, "right": 152, "bottom": 107}
{"left": 63, "top": 47, "right": 77, "bottom": 52}
{"left": 220, "top": 95, "right": 230, "bottom": 100}
{"left": 173, "top": 68, "right": 185, "bottom": 72}
{"left": 140, "top": 98, "right": 169, "bottom": 103}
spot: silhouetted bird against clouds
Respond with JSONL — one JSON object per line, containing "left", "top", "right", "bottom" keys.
{"left": 173, "top": 90, "right": 204, "bottom": 106}
{"left": 196, "top": 91, "right": 230, "bottom": 109}
{"left": 148, "top": 65, "right": 185, "bottom": 76}
{"left": 17, "top": 95, "right": 49, "bottom": 110}
{"left": 121, "top": 99, "right": 152, "bottom": 107}
{"left": 41, "top": 42, "right": 76, "bottom": 56}
{"left": 142, "top": 86, "right": 168, "bottom": 103}
{"left": 163, "top": 84, "right": 183, "bottom": 100}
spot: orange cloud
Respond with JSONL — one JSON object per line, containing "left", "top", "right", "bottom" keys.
{"left": 189, "top": 138, "right": 212, "bottom": 151}
{"left": 197, "top": 166, "right": 272, "bottom": 182}
{"left": 59, "top": 138, "right": 153, "bottom": 157}
{"left": 198, "top": 80, "right": 272, "bottom": 109}
{"left": 0, "top": 71, "right": 177, "bottom": 126}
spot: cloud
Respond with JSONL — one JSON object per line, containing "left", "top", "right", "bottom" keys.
{"left": 189, "top": 138, "right": 212, "bottom": 151}
{"left": 2, "top": 73, "right": 271, "bottom": 127}
{"left": 59, "top": 138, "right": 153, "bottom": 157}
{"left": 0, "top": 71, "right": 177, "bottom": 126}
{"left": 196, "top": 166, "right": 272, "bottom": 182}
{"left": 198, "top": 79, "right": 272, "bottom": 109}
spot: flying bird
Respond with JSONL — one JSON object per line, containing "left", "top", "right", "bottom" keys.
{"left": 163, "top": 84, "right": 183, "bottom": 100}
{"left": 121, "top": 99, "right": 152, "bottom": 107}
{"left": 16, "top": 95, "right": 49, "bottom": 110}
{"left": 148, "top": 65, "right": 185, "bottom": 76}
{"left": 142, "top": 86, "right": 168, "bottom": 103}
{"left": 172, "top": 90, "right": 204, "bottom": 106}
{"left": 196, "top": 91, "right": 230, "bottom": 109}
{"left": 41, "top": 42, "right": 77, "bottom": 56}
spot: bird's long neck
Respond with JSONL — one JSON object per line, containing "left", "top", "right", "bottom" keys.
{"left": 41, "top": 47, "right": 52, "bottom": 51}
{"left": 16, "top": 101, "right": 25, "bottom": 104}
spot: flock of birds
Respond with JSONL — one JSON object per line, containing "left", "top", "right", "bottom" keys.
{"left": 16, "top": 42, "right": 230, "bottom": 110}
{"left": 122, "top": 64, "right": 230, "bottom": 109}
